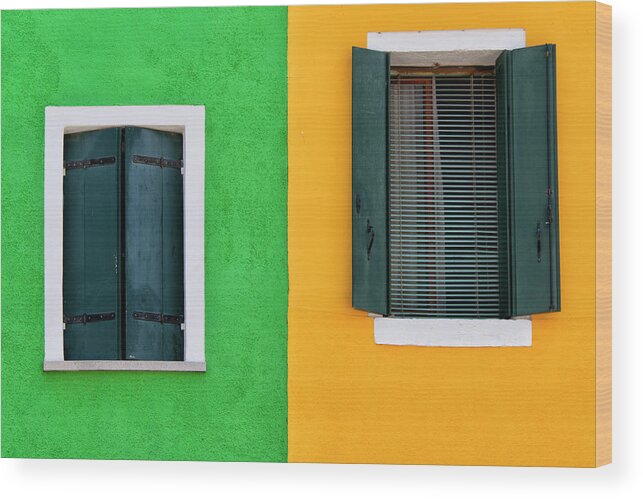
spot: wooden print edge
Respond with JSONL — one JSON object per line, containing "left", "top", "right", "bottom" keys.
{"left": 595, "top": 0, "right": 612, "bottom": 467}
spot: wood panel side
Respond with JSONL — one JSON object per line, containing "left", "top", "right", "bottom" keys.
{"left": 595, "top": 0, "right": 612, "bottom": 467}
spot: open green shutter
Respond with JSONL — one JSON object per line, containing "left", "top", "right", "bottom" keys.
{"left": 496, "top": 44, "right": 561, "bottom": 317}
{"left": 63, "top": 128, "right": 121, "bottom": 359}
{"left": 124, "top": 127, "right": 184, "bottom": 360}
{"left": 352, "top": 47, "right": 390, "bottom": 315}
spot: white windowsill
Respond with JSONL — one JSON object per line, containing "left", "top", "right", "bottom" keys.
{"left": 43, "top": 360, "right": 206, "bottom": 372}
{"left": 374, "top": 317, "right": 532, "bottom": 347}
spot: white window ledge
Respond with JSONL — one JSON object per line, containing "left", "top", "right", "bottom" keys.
{"left": 374, "top": 318, "right": 532, "bottom": 347}
{"left": 43, "top": 361, "right": 206, "bottom": 372}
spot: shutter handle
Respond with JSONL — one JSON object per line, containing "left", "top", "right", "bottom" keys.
{"left": 366, "top": 219, "right": 375, "bottom": 261}
{"left": 536, "top": 222, "right": 542, "bottom": 263}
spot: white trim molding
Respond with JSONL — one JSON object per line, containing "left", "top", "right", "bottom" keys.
{"left": 43, "top": 361, "right": 206, "bottom": 372}
{"left": 367, "top": 28, "right": 526, "bottom": 52}
{"left": 44, "top": 105, "right": 205, "bottom": 371}
{"left": 367, "top": 29, "right": 528, "bottom": 348}
{"left": 374, "top": 318, "right": 532, "bottom": 347}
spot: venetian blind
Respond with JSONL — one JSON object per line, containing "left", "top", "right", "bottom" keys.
{"left": 388, "top": 71, "right": 499, "bottom": 317}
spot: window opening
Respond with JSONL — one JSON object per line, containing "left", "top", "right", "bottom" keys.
{"left": 388, "top": 67, "right": 499, "bottom": 318}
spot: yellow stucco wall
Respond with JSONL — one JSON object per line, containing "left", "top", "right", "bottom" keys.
{"left": 288, "top": 1, "right": 599, "bottom": 466}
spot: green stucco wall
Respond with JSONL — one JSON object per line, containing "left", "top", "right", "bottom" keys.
{"left": 1, "top": 7, "right": 288, "bottom": 461}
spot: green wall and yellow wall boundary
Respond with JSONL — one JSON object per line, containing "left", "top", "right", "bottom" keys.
{"left": 1, "top": 2, "right": 611, "bottom": 466}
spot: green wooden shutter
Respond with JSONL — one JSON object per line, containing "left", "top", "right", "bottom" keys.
{"left": 63, "top": 128, "right": 121, "bottom": 359}
{"left": 352, "top": 47, "right": 390, "bottom": 315}
{"left": 496, "top": 44, "right": 561, "bottom": 317}
{"left": 124, "top": 127, "right": 184, "bottom": 360}
{"left": 160, "top": 135, "right": 185, "bottom": 360}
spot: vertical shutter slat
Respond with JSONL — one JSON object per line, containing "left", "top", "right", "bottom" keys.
{"left": 63, "top": 128, "right": 121, "bottom": 359}
{"left": 124, "top": 127, "right": 184, "bottom": 360}
{"left": 161, "top": 141, "right": 185, "bottom": 360}
{"left": 352, "top": 47, "right": 390, "bottom": 315}
{"left": 496, "top": 44, "right": 561, "bottom": 317}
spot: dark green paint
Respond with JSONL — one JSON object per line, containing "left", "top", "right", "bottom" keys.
{"left": 63, "top": 127, "right": 184, "bottom": 361}
{"left": 496, "top": 50, "right": 512, "bottom": 318}
{"left": 161, "top": 140, "right": 185, "bottom": 360}
{"left": 63, "top": 128, "right": 121, "bottom": 359}
{"left": 352, "top": 47, "right": 389, "bottom": 315}
{"left": 124, "top": 127, "right": 184, "bottom": 361}
{"left": 496, "top": 44, "right": 561, "bottom": 317}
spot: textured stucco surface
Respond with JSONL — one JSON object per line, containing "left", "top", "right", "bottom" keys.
{"left": 288, "top": 3, "right": 599, "bottom": 466}
{"left": 1, "top": 7, "right": 288, "bottom": 461}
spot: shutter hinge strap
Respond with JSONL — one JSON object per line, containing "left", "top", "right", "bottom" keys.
{"left": 545, "top": 188, "right": 554, "bottom": 225}
{"left": 132, "top": 155, "right": 183, "bottom": 170}
{"left": 64, "top": 312, "right": 116, "bottom": 324}
{"left": 132, "top": 311, "right": 184, "bottom": 325}
{"left": 64, "top": 156, "right": 116, "bottom": 170}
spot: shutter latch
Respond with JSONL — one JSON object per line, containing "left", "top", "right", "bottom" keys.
{"left": 132, "top": 311, "right": 184, "bottom": 325}
{"left": 545, "top": 188, "right": 554, "bottom": 225}
{"left": 366, "top": 219, "right": 375, "bottom": 261}
{"left": 64, "top": 312, "right": 116, "bottom": 324}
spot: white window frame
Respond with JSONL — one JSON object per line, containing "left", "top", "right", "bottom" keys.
{"left": 368, "top": 29, "right": 532, "bottom": 348}
{"left": 43, "top": 105, "right": 206, "bottom": 371}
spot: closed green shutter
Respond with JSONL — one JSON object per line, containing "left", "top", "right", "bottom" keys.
{"left": 124, "top": 127, "right": 184, "bottom": 360}
{"left": 63, "top": 128, "right": 121, "bottom": 359}
{"left": 352, "top": 47, "right": 390, "bottom": 315}
{"left": 496, "top": 44, "right": 561, "bottom": 317}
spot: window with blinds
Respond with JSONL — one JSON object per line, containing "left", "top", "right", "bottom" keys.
{"left": 352, "top": 45, "right": 561, "bottom": 320}
{"left": 389, "top": 69, "right": 498, "bottom": 318}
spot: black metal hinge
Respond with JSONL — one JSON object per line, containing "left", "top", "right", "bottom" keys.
{"left": 132, "top": 311, "right": 184, "bottom": 325}
{"left": 64, "top": 156, "right": 116, "bottom": 170}
{"left": 132, "top": 155, "right": 183, "bottom": 170}
{"left": 64, "top": 312, "right": 116, "bottom": 324}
